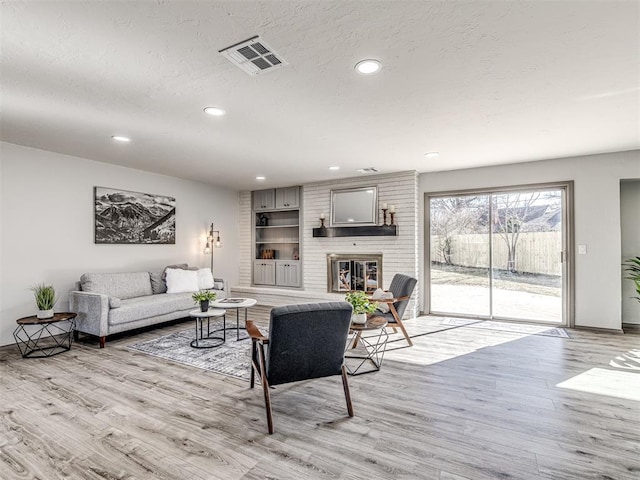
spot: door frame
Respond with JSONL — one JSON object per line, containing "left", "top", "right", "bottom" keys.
{"left": 424, "top": 181, "right": 574, "bottom": 327}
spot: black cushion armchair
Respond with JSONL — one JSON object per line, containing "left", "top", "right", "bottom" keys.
{"left": 246, "top": 302, "right": 354, "bottom": 434}
{"left": 372, "top": 273, "right": 417, "bottom": 346}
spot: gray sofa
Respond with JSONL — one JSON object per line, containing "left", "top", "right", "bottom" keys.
{"left": 69, "top": 268, "right": 226, "bottom": 348}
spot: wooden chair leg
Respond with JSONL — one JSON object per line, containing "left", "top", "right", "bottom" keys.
{"left": 390, "top": 304, "right": 413, "bottom": 346}
{"left": 99, "top": 336, "right": 106, "bottom": 348}
{"left": 250, "top": 342, "right": 256, "bottom": 389}
{"left": 351, "top": 331, "right": 362, "bottom": 349}
{"left": 341, "top": 366, "right": 354, "bottom": 417}
{"left": 395, "top": 319, "right": 413, "bottom": 346}
{"left": 257, "top": 344, "right": 274, "bottom": 434}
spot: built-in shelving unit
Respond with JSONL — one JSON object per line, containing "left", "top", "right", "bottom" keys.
{"left": 253, "top": 187, "right": 302, "bottom": 288}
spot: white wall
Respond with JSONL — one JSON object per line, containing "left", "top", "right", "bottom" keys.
{"left": 0, "top": 142, "right": 240, "bottom": 346}
{"left": 621, "top": 180, "right": 640, "bottom": 325}
{"left": 236, "top": 171, "right": 420, "bottom": 316}
{"left": 419, "top": 150, "right": 640, "bottom": 330}
{"left": 303, "top": 171, "right": 420, "bottom": 316}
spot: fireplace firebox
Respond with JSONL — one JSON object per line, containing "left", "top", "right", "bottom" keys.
{"left": 327, "top": 254, "right": 383, "bottom": 293}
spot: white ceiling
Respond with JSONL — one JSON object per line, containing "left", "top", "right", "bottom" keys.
{"left": 1, "top": 1, "right": 639, "bottom": 190}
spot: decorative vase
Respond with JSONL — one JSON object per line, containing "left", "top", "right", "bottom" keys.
{"left": 352, "top": 313, "right": 367, "bottom": 324}
{"left": 199, "top": 300, "right": 209, "bottom": 312}
{"left": 37, "top": 309, "right": 54, "bottom": 319}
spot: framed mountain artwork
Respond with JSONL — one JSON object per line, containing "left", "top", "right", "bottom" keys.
{"left": 94, "top": 187, "right": 176, "bottom": 244}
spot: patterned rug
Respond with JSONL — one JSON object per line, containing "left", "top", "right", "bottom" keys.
{"left": 438, "top": 317, "right": 570, "bottom": 338}
{"left": 127, "top": 324, "right": 263, "bottom": 381}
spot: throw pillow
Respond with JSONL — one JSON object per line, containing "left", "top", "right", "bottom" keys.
{"left": 371, "top": 288, "right": 394, "bottom": 314}
{"left": 165, "top": 268, "right": 199, "bottom": 294}
{"left": 197, "top": 268, "right": 215, "bottom": 289}
{"left": 149, "top": 270, "right": 166, "bottom": 294}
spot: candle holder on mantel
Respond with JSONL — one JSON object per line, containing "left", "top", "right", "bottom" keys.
{"left": 381, "top": 208, "right": 388, "bottom": 226}
{"left": 390, "top": 212, "right": 395, "bottom": 225}
{"left": 319, "top": 216, "right": 326, "bottom": 228}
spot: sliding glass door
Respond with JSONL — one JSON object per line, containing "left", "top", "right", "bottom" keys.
{"left": 428, "top": 184, "right": 569, "bottom": 325}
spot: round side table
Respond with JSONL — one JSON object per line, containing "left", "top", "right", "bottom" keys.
{"left": 345, "top": 315, "right": 389, "bottom": 375}
{"left": 13, "top": 312, "right": 77, "bottom": 358}
{"left": 211, "top": 298, "right": 257, "bottom": 341}
{"left": 189, "top": 309, "right": 226, "bottom": 348}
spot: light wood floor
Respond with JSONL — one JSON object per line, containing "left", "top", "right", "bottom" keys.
{"left": 1, "top": 313, "right": 639, "bottom": 480}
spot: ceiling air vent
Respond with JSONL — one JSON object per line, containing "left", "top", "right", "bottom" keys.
{"left": 219, "top": 36, "right": 288, "bottom": 76}
{"left": 356, "top": 167, "right": 380, "bottom": 174}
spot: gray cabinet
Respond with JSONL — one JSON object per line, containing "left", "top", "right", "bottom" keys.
{"left": 253, "top": 189, "right": 275, "bottom": 211}
{"left": 275, "top": 186, "right": 300, "bottom": 209}
{"left": 252, "top": 186, "right": 302, "bottom": 288}
{"left": 253, "top": 260, "right": 276, "bottom": 285}
{"left": 276, "top": 261, "right": 300, "bottom": 287}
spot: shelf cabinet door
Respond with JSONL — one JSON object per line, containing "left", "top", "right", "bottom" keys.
{"left": 276, "top": 260, "right": 300, "bottom": 287}
{"left": 253, "top": 260, "right": 276, "bottom": 285}
{"left": 253, "top": 189, "right": 275, "bottom": 211}
{"left": 275, "top": 187, "right": 299, "bottom": 209}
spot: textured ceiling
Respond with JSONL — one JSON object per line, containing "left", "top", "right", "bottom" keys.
{"left": 1, "top": 1, "right": 639, "bottom": 190}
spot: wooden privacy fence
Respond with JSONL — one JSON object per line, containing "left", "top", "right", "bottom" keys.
{"left": 431, "top": 232, "right": 562, "bottom": 275}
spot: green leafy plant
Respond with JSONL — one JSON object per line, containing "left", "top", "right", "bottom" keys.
{"left": 192, "top": 290, "right": 217, "bottom": 303}
{"left": 345, "top": 291, "right": 378, "bottom": 315}
{"left": 31, "top": 283, "right": 58, "bottom": 310}
{"left": 623, "top": 256, "right": 640, "bottom": 303}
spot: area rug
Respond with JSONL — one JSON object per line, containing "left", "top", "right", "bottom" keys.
{"left": 437, "top": 317, "right": 570, "bottom": 338}
{"left": 127, "top": 326, "right": 263, "bottom": 381}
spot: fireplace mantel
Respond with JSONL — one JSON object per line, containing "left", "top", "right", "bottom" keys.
{"left": 312, "top": 225, "right": 397, "bottom": 238}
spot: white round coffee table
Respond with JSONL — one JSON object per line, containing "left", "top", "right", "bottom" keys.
{"left": 210, "top": 298, "right": 257, "bottom": 341}
{"left": 188, "top": 308, "right": 226, "bottom": 348}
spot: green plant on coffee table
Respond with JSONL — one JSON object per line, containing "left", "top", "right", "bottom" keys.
{"left": 31, "top": 283, "right": 58, "bottom": 310}
{"left": 345, "top": 291, "right": 378, "bottom": 315}
{"left": 623, "top": 256, "right": 640, "bottom": 303}
{"left": 192, "top": 290, "right": 217, "bottom": 303}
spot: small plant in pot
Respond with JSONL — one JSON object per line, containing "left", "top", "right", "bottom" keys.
{"left": 345, "top": 291, "right": 378, "bottom": 324}
{"left": 31, "top": 283, "right": 58, "bottom": 319}
{"left": 192, "top": 290, "right": 217, "bottom": 312}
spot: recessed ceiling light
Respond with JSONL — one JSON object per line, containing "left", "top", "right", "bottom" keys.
{"left": 111, "top": 135, "right": 131, "bottom": 143}
{"left": 203, "top": 106, "right": 226, "bottom": 116}
{"left": 329, "top": 166, "right": 340, "bottom": 170}
{"left": 256, "top": 176, "right": 266, "bottom": 181}
{"left": 424, "top": 151, "right": 440, "bottom": 158}
{"left": 355, "top": 59, "right": 381, "bottom": 75}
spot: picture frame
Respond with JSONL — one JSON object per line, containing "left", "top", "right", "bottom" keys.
{"left": 94, "top": 187, "right": 176, "bottom": 244}
{"left": 330, "top": 186, "right": 378, "bottom": 226}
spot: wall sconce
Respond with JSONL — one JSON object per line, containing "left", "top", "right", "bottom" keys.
{"left": 203, "top": 223, "right": 222, "bottom": 270}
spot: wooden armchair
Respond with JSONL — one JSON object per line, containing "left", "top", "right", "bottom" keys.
{"left": 246, "top": 302, "right": 354, "bottom": 434}
{"left": 371, "top": 274, "right": 417, "bottom": 346}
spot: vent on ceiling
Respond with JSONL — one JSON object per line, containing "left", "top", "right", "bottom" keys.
{"left": 219, "top": 36, "right": 287, "bottom": 76}
{"left": 356, "top": 167, "right": 380, "bottom": 174}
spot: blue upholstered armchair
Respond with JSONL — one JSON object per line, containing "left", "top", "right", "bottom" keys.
{"left": 246, "top": 302, "right": 354, "bottom": 434}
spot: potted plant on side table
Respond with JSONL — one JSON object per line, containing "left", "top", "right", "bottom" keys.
{"left": 345, "top": 291, "right": 378, "bottom": 324}
{"left": 192, "top": 290, "right": 217, "bottom": 312}
{"left": 31, "top": 283, "right": 58, "bottom": 319}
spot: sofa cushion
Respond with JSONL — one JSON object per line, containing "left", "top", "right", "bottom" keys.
{"left": 149, "top": 270, "right": 166, "bottom": 294}
{"left": 165, "top": 268, "right": 199, "bottom": 293}
{"left": 108, "top": 293, "right": 195, "bottom": 326}
{"left": 81, "top": 272, "right": 152, "bottom": 300}
{"left": 198, "top": 268, "right": 215, "bottom": 289}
